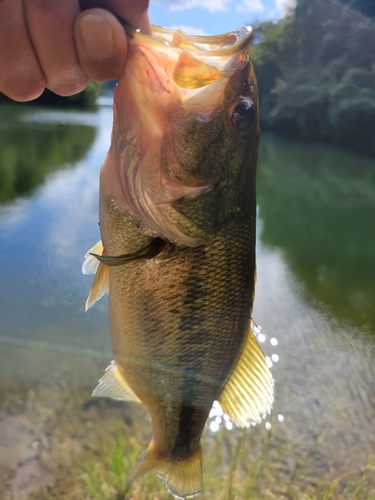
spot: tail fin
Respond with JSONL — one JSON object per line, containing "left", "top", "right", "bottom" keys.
{"left": 126, "top": 441, "right": 202, "bottom": 499}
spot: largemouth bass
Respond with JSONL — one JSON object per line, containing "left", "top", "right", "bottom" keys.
{"left": 83, "top": 24, "right": 274, "bottom": 499}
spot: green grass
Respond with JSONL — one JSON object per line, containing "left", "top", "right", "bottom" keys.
{"left": 76, "top": 424, "right": 375, "bottom": 500}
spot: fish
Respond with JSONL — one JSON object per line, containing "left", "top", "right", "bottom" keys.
{"left": 83, "top": 23, "right": 274, "bottom": 499}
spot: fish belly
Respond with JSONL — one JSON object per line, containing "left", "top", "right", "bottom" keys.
{"left": 100, "top": 185, "right": 256, "bottom": 460}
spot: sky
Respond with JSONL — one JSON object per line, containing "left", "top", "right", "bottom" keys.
{"left": 148, "top": 0, "right": 296, "bottom": 35}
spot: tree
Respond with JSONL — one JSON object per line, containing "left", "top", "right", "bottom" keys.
{"left": 252, "top": 0, "right": 375, "bottom": 154}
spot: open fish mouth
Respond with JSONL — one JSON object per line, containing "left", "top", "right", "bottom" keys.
{"left": 132, "top": 24, "right": 253, "bottom": 85}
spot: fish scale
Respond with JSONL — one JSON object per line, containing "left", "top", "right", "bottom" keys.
{"left": 103, "top": 200, "right": 256, "bottom": 459}
{"left": 83, "top": 23, "right": 274, "bottom": 499}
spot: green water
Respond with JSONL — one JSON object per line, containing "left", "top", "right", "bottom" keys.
{"left": 0, "top": 104, "right": 374, "bottom": 498}
{"left": 258, "top": 136, "right": 375, "bottom": 330}
{"left": 0, "top": 105, "right": 97, "bottom": 204}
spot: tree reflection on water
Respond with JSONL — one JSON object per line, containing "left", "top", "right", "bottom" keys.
{"left": 258, "top": 133, "right": 375, "bottom": 330}
{"left": 0, "top": 105, "right": 96, "bottom": 204}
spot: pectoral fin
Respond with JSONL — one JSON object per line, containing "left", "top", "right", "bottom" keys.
{"left": 218, "top": 320, "right": 274, "bottom": 428}
{"left": 90, "top": 238, "right": 166, "bottom": 267}
{"left": 83, "top": 241, "right": 109, "bottom": 311}
{"left": 82, "top": 240, "right": 104, "bottom": 275}
{"left": 85, "top": 262, "right": 109, "bottom": 311}
{"left": 92, "top": 360, "right": 141, "bottom": 403}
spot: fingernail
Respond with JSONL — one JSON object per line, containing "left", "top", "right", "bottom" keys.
{"left": 79, "top": 14, "right": 114, "bottom": 60}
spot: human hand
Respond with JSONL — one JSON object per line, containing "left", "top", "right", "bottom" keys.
{"left": 0, "top": 0, "right": 150, "bottom": 102}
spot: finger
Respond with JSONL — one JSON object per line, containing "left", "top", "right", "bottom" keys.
{"left": 79, "top": 0, "right": 151, "bottom": 33}
{"left": 24, "top": 0, "right": 88, "bottom": 96}
{"left": 139, "top": 11, "right": 152, "bottom": 36}
{"left": 0, "top": 0, "right": 45, "bottom": 101}
{"left": 75, "top": 9, "right": 128, "bottom": 82}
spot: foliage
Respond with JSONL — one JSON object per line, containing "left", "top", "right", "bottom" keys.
{"left": 252, "top": 0, "right": 375, "bottom": 154}
{"left": 77, "top": 425, "right": 375, "bottom": 499}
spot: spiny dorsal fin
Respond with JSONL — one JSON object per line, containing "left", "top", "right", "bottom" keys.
{"left": 218, "top": 321, "right": 274, "bottom": 428}
{"left": 126, "top": 440, "right": 202, "bottom": 499}
{"left": 92, "top": 360, "right": 141, "bottom": 403}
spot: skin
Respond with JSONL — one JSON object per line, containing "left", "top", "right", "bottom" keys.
{"left": 0, "top": 0, "right": 150, "bottom": 102}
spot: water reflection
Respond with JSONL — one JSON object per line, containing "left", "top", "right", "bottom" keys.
{"left": 0, "top": 106, "right": 374, "bottom": 498}
{"left": 0, "top": 105, "right": 111, "bottom": 389}
{"left": 257, "top": 133, "right": 375, "bottom": 329}
{"left": 0, "top": 105, "right": 96, "bottom": 203}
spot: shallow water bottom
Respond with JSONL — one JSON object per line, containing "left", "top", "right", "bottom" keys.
{"left": 1, "top": 362, "right": 375, "bottom": 500}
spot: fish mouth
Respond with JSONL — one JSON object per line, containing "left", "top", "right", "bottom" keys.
{"left": 123, "top": 22, "right": 253, "bottom": 86}
{"left": 124, "top": 21, "right": 253, "bottom": 54}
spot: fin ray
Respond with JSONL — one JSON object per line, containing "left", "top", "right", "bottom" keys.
{"left": 127, "top": 442, "right": 202, "bottom": 499}
{"left": 92, "top": 360, "right": 141, "bottom": 403}
{"left": 82, "top": 240, "right": 104, "bottom": 275}
{"left": 85, "top": 261, "right": 109, "bottom": 311}
{"left": 83, "top": 240, "right": 109, "bottom": 311}
{"left": 218, "top": 320, "right": 274, "bottom": 428}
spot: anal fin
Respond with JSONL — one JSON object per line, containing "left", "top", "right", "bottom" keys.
{"left": 218, "top": 320, "right": 274, "bottom": 428}
{"left": 127, "top": 440, "right": 202, "bottom": 499}
{"left": 92, "top": 360, "right": 141, "bottom": 403}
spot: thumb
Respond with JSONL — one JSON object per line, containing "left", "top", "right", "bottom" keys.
{"left": 74, "top": 8, "right": 128, "bottom": 82}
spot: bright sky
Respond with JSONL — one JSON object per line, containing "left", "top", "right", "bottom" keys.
{"left": 149, "top": 0, "right": 295, "bottom": 35}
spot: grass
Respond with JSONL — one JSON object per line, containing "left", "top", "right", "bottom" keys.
{"left": 79, "top": 433, "right": 173, "bottom": 500}
{"left": 76, "top": 421, "right": 375, "bottom": 500}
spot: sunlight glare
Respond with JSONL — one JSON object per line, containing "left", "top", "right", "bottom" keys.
{"left": 210, "top": 421, "right": 220, "bottom": 432}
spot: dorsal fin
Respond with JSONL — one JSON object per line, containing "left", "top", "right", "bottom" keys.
{"left": 218, "top": 321, "right": 274, "bottom": 427}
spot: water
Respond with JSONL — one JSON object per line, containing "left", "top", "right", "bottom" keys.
{"left": 0, "top": 103, "right": 374, "bottom": 498}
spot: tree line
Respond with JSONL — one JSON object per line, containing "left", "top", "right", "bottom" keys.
{"left": 252, "top": 0, "right": 375, "bottom": 155}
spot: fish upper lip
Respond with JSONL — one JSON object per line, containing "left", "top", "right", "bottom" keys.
{"left": 120, "top": 20, "right": 253, "bottom": 61}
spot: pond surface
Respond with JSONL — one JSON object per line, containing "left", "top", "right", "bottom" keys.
{"left": 0, "top": 103, "right": 374, "bottom": 499}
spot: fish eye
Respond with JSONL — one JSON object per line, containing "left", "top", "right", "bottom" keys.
{"left": 230, "top": 99, "right": 256, "bottom": 131}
